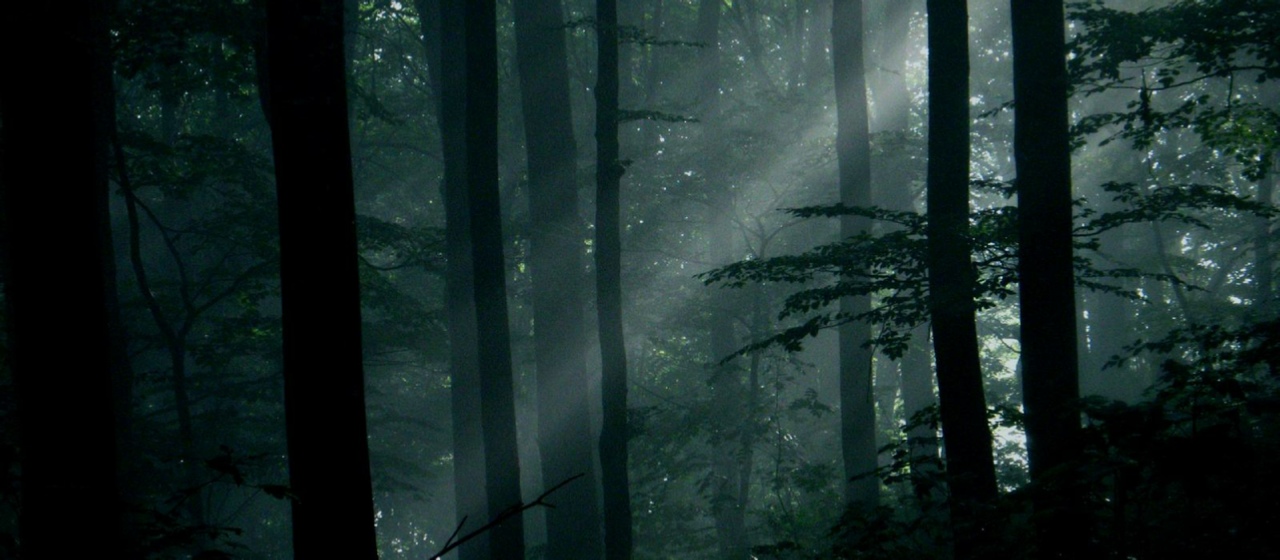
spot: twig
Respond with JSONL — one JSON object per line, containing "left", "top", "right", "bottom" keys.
{"left": 428, "top": 473, "right": 586, "bottom": 559}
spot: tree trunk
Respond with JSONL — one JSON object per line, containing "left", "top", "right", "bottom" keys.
{"left": 832, "top": 0, "right": 879, "bottom": 514}
{"left": 806, "top": 0, "right": 833, "bottom": 91}
{"left": 262, "top": 1, "right": 379, "bottom": 557}
{"left": 596, "top": 1, "right": 633, "bottom": 557}
{"left": 873, "top": 356, "right": 899, "bottom": 456}
{"left": 1082, "top": 286, "right": 1137, "bottom": 400}
{"left": 1256, "top": 168, "right": 1275, "bottom": 315}
{"left": 695, "top": 0, "right": 722, "bottom": 112}
{"left": 924, "top": 1, "right": 999, "bottom": 557}
{"left": 868, "top": 0, "right": 929, "bottom": 495}
{"left": 414, "top": 1, "right": 490, "bottom": 558}
{"left": 899, "top": 326, "right": 941, "bottom": 504}
{"left": 1011, "top": 0, "right": 1087, "bottom": 557}
{"left": 513, "top": 1, "right": 605, "bottom": 557}
{"left": 1, "top": 1, "right": 125, "bottom": 555}
{"left": 462, "top": 0, "right": 527, "bottom": 556}
{"left": 869, "top": 0, "right": 916, "bottom": 137}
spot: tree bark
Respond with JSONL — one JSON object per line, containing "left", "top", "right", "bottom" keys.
{"left": 413, "top": 0, "right": 490, "bottom": 558}
{"left": 832, "top": 0, "right": 879, "bottom": 514}
{"left": 1011, "top": 0, "right": 1087, "bottom": 557}
{"left": 596, "top": 1, "right": 633, "bottom": 557}
{"left": 263, "top": 1, "right": 379, "bottom": 558}
{"left": 900, "top": 326, "right": 941, "bottom": 504}
{"left": 1256, "top": 168, "right": 1275, "bottom": 315}
{"left": 462, "top": 0, "right": 527, "bottom": 557}
{"left": 924, "top": 1, "right": 999, "bottom": 557}
{"left": 1, "top": 1, "right": 126, "bottom": 555}
{"left": 513, "top": 1, "right": 605, "bottom": 557}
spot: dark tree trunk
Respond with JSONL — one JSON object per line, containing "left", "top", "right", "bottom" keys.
{"left": 1256, "top": 169, "right": 1275, "bottom": 315}
{"left": 924, "top": 1, "right": 999, "bottom": 557}
{"left": 464, "top": 0, "right": 526, "bottom": 557}
{"left": 695, "top": 0, "right": 722, "bottom": 111}
{"left": 1, "top": 1, "right": 125, "bottom": 555}
{"left": 708, "top": 297, "right": 748, "bottom": 560}
{"left": 832, "top": 0, "right": 878, "bottom": 514}
{"left": 262, "top": 1, "right": 378, "bottom": 558}
{"left": 596, "top": 1, "right": 633, "bottom": 557}
{"left": 118, "top": 167, "right": 201, "bottom": 522}
{"left": 513, "top": 1, "right": 604, "bottom": 557}
{"left": 1011, "top": 1, "right": 1087, "bottom": 557}
{"left": 414, "top": 1, "right": 490, "bottom": 558}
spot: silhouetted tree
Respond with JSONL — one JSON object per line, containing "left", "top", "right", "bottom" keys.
{"left": 832, "top": 0, "right": 878, "bottom": 516}
{"left": 513, "top": 1, "right": 604, "bottom": 556}
{"left": 924, "top": 0, "right": 999, "bottom": 557}
{"left": 413, "top": 0, "right": 490, "bottom": 558}
{"left": 1, "top": 1, "right": 126, "bottom": 556}
{"left": 262, "top": 0, "right": 378, "bottom": 557}
{"left": 1011, "top": 0, "right": 1086, "bottom": 557}
{"left": 597, "top": 0, "right": 633, "bottom": 557}
{"left": 464, "top": 0, "right": 526, "bottom": 557}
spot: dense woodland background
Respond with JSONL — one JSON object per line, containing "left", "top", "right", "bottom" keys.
{"left": 1, "top": 0, "right": 1278, "bottom": 558}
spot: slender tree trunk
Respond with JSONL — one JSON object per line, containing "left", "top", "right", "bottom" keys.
{"left": 695, "top": 0, "right": 722, "bottom": 111}
{"left": 160, "top": 89, "right": 181, "bottom": 145}
{"left": 832, "top": 0, "right": 878, "bottom": 515}
{"left": 513, "top": 1, "right": 605, "bottom": 557}
{"left": 1011, "top": 1, "right": 1086, "bottom": 557}
{"left": 900, "top": 326, "right": 941, "bottom": 503}
{"left": 806, "top": 0, "right": 832, "bottom": 91}
{"left": 869, "top": 0, "right": 928, "bottom": 491}
{"left": 873, "top": 357, "right": 899, "bottom": 454}
{"left": 1256, "top": 168, "right": 1275, "bottom": 315}
{"left": 597, "top": 1, "right": 633, "bottom": 557}
{"left": 414, "top": 1, "right": 490, "bottom": 558}
{"left": 263, "top": 1, "right": 379, "bottom": 557}
{"left": 870, "top": 0, "right": 916, "bottom": 138}
{"left": 924, "top": 1, "right": 999, "bottom": 557}
{"left": 1256, "top": 163, "right": 1278, "bottom": 377}
{"left": 462, "top": 0, "right": 527, "bottom": 556}
{"left": 117, "top": 154, "right": 203, "bottom": 523}
{"left": 1082, "top": 286, "right": 1137, "bottom": 399}
{"left": 120, "top": 78, "right": 207, "bottom": 525}
{"left": 708, "top": 294, "right": 748, "bottom": 560}
{"left": 1, "top": 2, "right": 125, "bottom": 555}
{"left": 787, "top": 0, "right": 806, "bottom": 90}
{"left": 639, "top": 0, "right": 667, "bottom": 147}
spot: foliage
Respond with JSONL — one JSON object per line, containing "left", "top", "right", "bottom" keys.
{"left": 700, "top": 179, "right": 1264, "bottom": 359}
{"left": 137, "top": 447, "right": 293, "bottom": 559}
{"left": 113, "top": 0, "right": 261, "bottom": 101}
{"left": 1068, "top": 0, "right": 1280, "bottom": 178}
{"left": 1073, "top": 316, "right": 1280, "bottom": 557}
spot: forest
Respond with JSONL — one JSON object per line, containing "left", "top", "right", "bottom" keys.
{"left": 1, "top": 0, "right": 1277, "bottom": 558}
